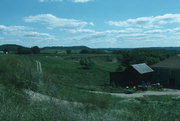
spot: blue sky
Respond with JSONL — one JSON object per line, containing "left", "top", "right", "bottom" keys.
{"left": 1, "top": 0, "right": 180, "bottom": 48}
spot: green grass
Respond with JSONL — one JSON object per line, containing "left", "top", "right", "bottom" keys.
{"left": 30, "top": 54, "right": 118, "bottom": 88}
{"left": 0, "top": 54, "right": 180, "bottom": 121}
{"left": 0, "top": 84, "right": 179, "bottom": 121}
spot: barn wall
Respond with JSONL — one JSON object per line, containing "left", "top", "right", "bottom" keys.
{"left": 125, "top": 67, "right": 153, "bottom": 86}
{"left": 124, "top": 68, "right": 140, "bottom": 86}
{"left": 171, "top": 70, "right": 180, "bottom": 88}
{"left": 152, "top": 67, "right": 180, "bottom": 88}
{"left": 110, "top": 69, "right": 153, "bottom": 87}
{"left": 110, "top": 72, "right": 129, "bottom": 87}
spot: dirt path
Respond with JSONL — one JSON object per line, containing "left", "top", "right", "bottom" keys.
{"left": 24, "top": 90, "right": 82, "bottom": 106}
{"left": 35, "top": 60, "right": 42, "bottom": 73}
{"left": 91, "top": 89, "right": 180, "bottom": 98}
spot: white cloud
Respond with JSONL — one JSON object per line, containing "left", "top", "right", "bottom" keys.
{"left": 38, "top": 0, "right": 93, "bottom": 3}
{"left": 39, "top": 0, "right": 63, "bottom": 2}
{"left": 22, "top": 31, "right": 56, "bottom": 40}
{"left": 107, "top": 14, "right": 180, "bottom": 28}
{"left": 0, "top": 25, "right": 56, "bottom": 41}
{"left": 3, "top": 13, "right": 180, "bottom": 48}
{"left": 72, "top": 0, "right": 93, "bottom": 3}
{"left": 144, "top": 27, "right": 180, "bottom": 34}
{"left": 65, "top": 29, "right": 95, "bottom": 34}
{"left": 24, "top": 14, "right": 94, "bottom": 30}
{"left": 61, "top": 26, "right": 180, "bottom": 48}
{"left": 0, "top": 25, "right": 29, "bottom": 32}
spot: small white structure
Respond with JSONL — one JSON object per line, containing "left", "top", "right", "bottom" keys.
{"left": 0, "top": 51, "right": 8, "bottom": 54}
{"left": 0, "top": 51, "right": 4, "bottom": 54}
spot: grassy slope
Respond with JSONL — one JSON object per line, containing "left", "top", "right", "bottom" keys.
{"left": 0, "top": 54, "right": 180, "bottom": 121}
{"left": 31, "top": 54, "right": 118, "bottom": 87}
{"left": 0, "top": 84, "right": 179, "bottom": 121}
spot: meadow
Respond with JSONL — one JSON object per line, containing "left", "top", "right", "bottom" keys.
{"left": 0, "top": 52, "right": 179, "bottom": 121}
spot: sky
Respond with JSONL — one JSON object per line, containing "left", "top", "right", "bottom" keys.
{"left": 1, "top": 0, "right": 180, "bottom": 48}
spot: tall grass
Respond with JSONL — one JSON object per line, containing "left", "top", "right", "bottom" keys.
{"left": 0, "top": 54, "right": 180, "bottom": 121}
{"left": 1, "top": 84, "right": 179, "bottom": 121}
{"left": 0, "top": 55, "right": 37, "bottom": 89}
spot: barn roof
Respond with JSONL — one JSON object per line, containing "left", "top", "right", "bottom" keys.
{"left": 131, "top": 63, "right": 154, "bottom": 74}
{"left": 151, "top": 55, "right": 180, "bottom": 69}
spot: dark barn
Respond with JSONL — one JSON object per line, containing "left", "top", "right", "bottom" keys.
{"left": 151, "top": 55, "right": 180, "bottom": 88}
{"left": 110, "top": 63, "right": 154, "bottom": 87}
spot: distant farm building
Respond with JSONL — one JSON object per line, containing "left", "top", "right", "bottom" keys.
{"left": 110, "top": 63, "right": 154, "bottom": 87}
{"left": 0, "top": 51, "right": 4, "bottom": 54}
{"left": 0, "top": 50, "right": 8, "bottom": 54}
{"left": 151, "top": 55, "right": 180, "bottom": 88}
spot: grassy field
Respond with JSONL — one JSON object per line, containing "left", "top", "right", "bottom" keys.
{"left": 0, "top": 54, "right": 180, "bottom": 121}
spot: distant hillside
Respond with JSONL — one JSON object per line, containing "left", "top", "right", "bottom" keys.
{"left": 96, "top": 47, "right": 180, "bottom": 51}
{"left": 150, "top": 47, "right": 180, "bottom": 51}
{"left": 0, "top": 44, "right": 90, "bottom": 52}
{"left": 0, "top": 44, "right": 24, "bottom": 51}
{"left": 41, "top": 46, "right": 90, "bottom": 50}
{"left": 1, "top": 44, "right": 180, "bottom": 51}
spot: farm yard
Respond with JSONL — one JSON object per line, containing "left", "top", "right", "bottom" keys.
{"left": 0, "top": 47, "right": 180, "bottom": 121}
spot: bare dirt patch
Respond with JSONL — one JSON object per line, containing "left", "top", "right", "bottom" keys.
{"left": 90, "top": 89, "right": 180, "bottom": 98}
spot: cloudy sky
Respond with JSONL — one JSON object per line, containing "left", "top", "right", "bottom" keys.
{"left": 1, "top": 0, "right": 180, "bottom": 48}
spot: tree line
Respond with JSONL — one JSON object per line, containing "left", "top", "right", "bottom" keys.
{"left": 78, "top": 48, "right": 178, "bottom": 70}
{"left": 16, "top": 46, "right": 40, "bottom": 54}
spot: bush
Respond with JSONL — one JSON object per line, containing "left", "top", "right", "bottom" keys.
{"left": 116, "top": 64, "right": 124, "bottom": 71}
{"left": 31, "top": 46, "right": 40, "bottom": 54}
{"left": 79, "top": 49, "right": 90, "bottom": 54}
{"left": 79, "top": 58, "right": 94, "bottom": 69}
{"left": 66, "top": 49, "right": 72, "bottom": 54}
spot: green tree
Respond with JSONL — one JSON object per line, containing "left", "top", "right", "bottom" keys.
{"left": 66, "top": 49, "right": 72, "bottom": 54}
{"left": 17, "top": 46, "right": 31, "bottom": 54}
{"left": 116, "top": 64, "right": 124, "bottom": 71}
{"left": 80, "top": 49, "right": 89, "bottom": 54}
{"left": 146, "top": 57, "right": 160, "bottom": 65}
{"left": 31, "top": 46, "right": 40, "bottom": 54}
{"left": 79, "top": 58, "right": 94, "bottom": 69}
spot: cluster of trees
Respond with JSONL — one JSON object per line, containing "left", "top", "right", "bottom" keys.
{"left": 17, "top": 46, "right": 40, "bottom": 54}
{"left": 79, "top": 49, "right": 106, "bottom": 54}
{"left": 79, "top": 58, "right": 94, "bottom": 69}
{"left": 78, "top": 48, "right": 177, "bottom": 70}
{"left": 113, "top": 49, "right": 177, "bottom": 67}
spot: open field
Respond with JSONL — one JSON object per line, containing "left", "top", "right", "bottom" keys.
{"left": 0, "top": 53, "right": 180, "bottom": 121}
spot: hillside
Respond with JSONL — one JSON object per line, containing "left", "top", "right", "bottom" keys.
{"left": 0, "top": 44, "right": 24, "bottom": 51}
{"left": 1, "top": 44, "right": 180, "bottom": 52}
{"left": 97, "top": 47, "right": 180, "bottom": 51}
{"left": 0, "top": 54, "right": 180, "bottom": 121}
{"left": 41, "top": 46, "right": 90, "bottom": 50}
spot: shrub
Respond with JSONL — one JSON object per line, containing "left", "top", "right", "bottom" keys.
{"left": 116, "top": 64, "right": 124, "bottom": 71}
{"left": 79, "top": 49, "right": 90, "bottom": 54}
{"left": 66, "top": 49, "right": 72, "bottom": 54}
{"left": 31, "top": 46, "right": 40, "bottom": 54}
{"left": 79, "top": 58, "right": 94, "bottom": 69}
